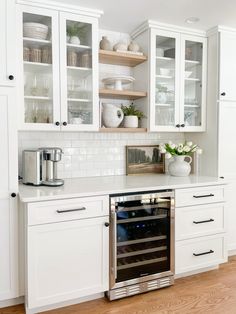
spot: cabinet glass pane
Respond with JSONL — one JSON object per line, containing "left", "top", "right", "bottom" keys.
{"left": 184, "top": 41, "right": 203, "bottom": 127}
{"left": 155, "top": 35, "right": 176, "bottom": 126}
{"left": 66, "top": 20, "right": 93, "bottom": 125}
{"left": 23, "top": 13, "right": 53, "bottom": 124}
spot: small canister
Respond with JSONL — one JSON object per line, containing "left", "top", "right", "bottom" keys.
{"left": 67, "top": 50, "right": 77, "bottom": 67}
{"left": 80, "top": 52, "right": 92, "bottom": 68}
{"left": 30, "top": 48, "right": 42, "bottom": 63}
{"left": 23, "top": 47, "right": 30, "bottom": 61}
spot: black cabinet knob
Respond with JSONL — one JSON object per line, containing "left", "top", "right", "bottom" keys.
{"left": 55, "top": 121, "right": 60, "bottom": 126}
{"left": 220, "top": 176, "right": 224, "bottom": 179}
{"left": 176, "top": 124, "right": 180, "bottom": 128}
{"left": 62, "top": 121, "right": 67, "bottom": 126}
{"left": 104, "top": 222, "right": 109, "bottom": 227}
{"left": 8, "top": 75, "right": 14, "bottom": 80}
{"left": 221, "top": 92, "right": 226, "bottom": 96}
{"left": 11, "top": 193, "right": 16, "bottom": 198}
{"left": 181, "top": 124, "right": 185, "bottom": 127}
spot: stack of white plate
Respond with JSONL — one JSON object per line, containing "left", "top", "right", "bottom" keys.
{"left": 23, "top": 22, "right": 49, "bottom": 40}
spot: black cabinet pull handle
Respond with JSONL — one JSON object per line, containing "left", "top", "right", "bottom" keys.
{"left": 11, "top": 193, "right": 16, "bottom": 198}
{"left": 193, "top": 250, "right": 214, "bottom": 257}
{"left": 63, "top": 121, "right": 67, "bottom": 126}
{"left": 104, "top": 222, "right": 110, "bottom": 227}
{"left": 8, "top": 75, "right": 14, "bottom": 80}
{"left": 193, "top": 193, "right": 214, "bottom": 198}
{"left": 221, "top": 92, "right": 226, "bottom": 96}
{"left": 55, "top": 121, "right": 60, "bottom": 126}
{"left": 176, "top": 124, "right": 180, "bottom": 128}
{"left": 181, "top": 124, "right": 185, "bottom": 127}
{"left": 193, "top": 218, "right": 214, "bottom": 224}
{"left": 57, "top": 207, "right": 86, "bottom": 213}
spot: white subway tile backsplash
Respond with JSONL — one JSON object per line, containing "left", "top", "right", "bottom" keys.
{"left": 18, "top": 131, "right": 184, "bottom": 179}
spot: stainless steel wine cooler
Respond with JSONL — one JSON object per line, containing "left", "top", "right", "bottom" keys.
{"left": 107, "top": 190, "right": 175, "bottom": 300}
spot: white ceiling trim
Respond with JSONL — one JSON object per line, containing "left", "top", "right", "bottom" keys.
{"left": 16, "top": 0, "right": 103, "bottom": 18}
{"left": 131, "top": 20, "right": 207, "bottom": 39}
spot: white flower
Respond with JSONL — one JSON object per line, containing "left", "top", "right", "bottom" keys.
{"left": 183, "top": 145, "right": 190, "bottom": 152}
{"left": 178, "top": 143, "right": 184, "bottom": 149}
{"left": 196, "top": 148, "right": 203, "bottom": 155}
{"left": 177, "top": 147, "right": 183, "bottom": 153}
{"left": 165, "top": 152, "right": 172, "bottom": 159}
{"left": 170, "top": 143, "right": 176, "bottom": 149}
{"left": 187, "top": 141, "right": 193, "bottom": 147}
{"left": 160, "top": 148, "right": 166, "bottom": 154}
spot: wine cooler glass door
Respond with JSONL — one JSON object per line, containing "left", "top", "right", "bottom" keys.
{"left": 110, "top": 191, "right": 174, "bottom": 288}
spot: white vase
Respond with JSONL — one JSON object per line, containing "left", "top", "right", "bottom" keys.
{"left": 70, "top": 36, "right": 80, "bottom": 45}
{"left": 168, "top": 155, "right": 192, "bottom": 177}
{"left": 124, "top": 116, "right": 138, "bottom": 128}
{"left": 102, "top": 104, "right": 124, "bottom": 128}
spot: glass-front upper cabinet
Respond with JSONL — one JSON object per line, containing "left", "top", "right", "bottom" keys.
{"left": 60, "top": 12, "right": 98, "bottom": 131}
{"left": 18, "top": 6, "right": 60, "bottom": 130}
{"left": 150, "top": 29, "right": 206, "bottom": 132}
{"left": 181, "top": 35, "right": 207, "bottom": 131}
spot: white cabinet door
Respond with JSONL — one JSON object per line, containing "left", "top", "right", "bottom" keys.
{"left": 219, "top": 31, "right": 236, "bottom": 102}
{"left": 180, "top": 34, "right": 207, "bottom": 132}
{"left": 59, "top": 12, "right": 99, "bottom": 131}
{"left": 17, "top": 5, "right": 61, "bottom": 131}
{"left": 0, "top": 196, "right": 18, "bottom": 301}
{"left": 27, "top": 217, "right": 109, "bottom": 309}
{"left": 0, "top": 0, "right": 16, "bottom": 86}
{"left": 149, "top": 29, "right": 181, "bottom": 132}
{"left": 0, "top": 87, "right": 18, "bottom": 193}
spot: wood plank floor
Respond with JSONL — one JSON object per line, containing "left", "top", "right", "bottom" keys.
{"left": 1, "top": 256, "right": 236, "bottom": 314}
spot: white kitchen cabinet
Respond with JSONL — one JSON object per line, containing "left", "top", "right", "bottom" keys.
{"left": 17, "top": 3, "right": 100, "bottom": 131}
{"left": 0, "top": 0, "right": 16, "bottom": 86}
{"left": 23, "top": 196, "right": 109, "bottom": 311}
{"left": 133, "top": 22, "right": 207, "bottom": 132}
{"left": 219, "top": 31, "right": 236, "bottom": 101}
{"left": 175, "top": 184, "right": 227, "bottom": 276}
{"left": 0, "top": 87, "right": 18, "bottom": 301}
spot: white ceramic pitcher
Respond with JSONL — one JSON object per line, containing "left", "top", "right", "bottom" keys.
{"left": 168, "top": 155, "right": 192, "bottom": 177}
{"left": 102, "top": 104, "right": 124, "bottom": 128}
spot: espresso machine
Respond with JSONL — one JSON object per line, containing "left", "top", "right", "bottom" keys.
{"left": 22, "top": 147, "right": 64, "bottom": 186}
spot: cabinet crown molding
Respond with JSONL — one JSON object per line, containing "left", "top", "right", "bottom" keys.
{"left": 131, "top": 20, "right": 206, "bottom": 39}
{"left": 16, "top": 0, "right": 103, "bottom": 18}
{"left": 207, "top": 25, "right": 236, "bottom": 37}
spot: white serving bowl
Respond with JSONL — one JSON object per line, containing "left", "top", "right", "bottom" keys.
{"left": 185, "top": 71, "right": 192, "bottom": 78}
{"left": 160, "top": 68, "right": 171, "bottom": 76}
{"left": 23, "top": 22, "right": 49, "bottom": 40}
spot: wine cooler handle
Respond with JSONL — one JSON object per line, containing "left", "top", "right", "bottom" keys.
{"left": 111, "top": 210, "right": 117, "bottom": 282}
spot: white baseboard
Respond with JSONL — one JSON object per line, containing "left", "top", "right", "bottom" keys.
{"left": 25, "top": 292, "right": 104, "bottom": 314}
{"left": 0, "top": 296, "right": 24, "bottom": 308}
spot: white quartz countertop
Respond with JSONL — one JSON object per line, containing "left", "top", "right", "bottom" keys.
{"left": 19, "top": 174, "right": 226, "bottom": 203}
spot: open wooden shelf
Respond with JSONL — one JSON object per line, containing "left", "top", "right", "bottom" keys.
{"left": 99, "top": 89, "right": 147, "bottom": 100}
{"left": 99, "top": 127, "right": 147, "bottom": 133}
{"left": 99, "top": 50, "right": 147, "bottom": 67}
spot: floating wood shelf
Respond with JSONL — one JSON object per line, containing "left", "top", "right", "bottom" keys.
{"left": 99, "top": 89, "right": 147, "bottom": 100}
{"left": 99, "top": 127, "right": 147, "bottom": 133}
{"left": 99, "top": 50, "right": 147, "bottom": 67}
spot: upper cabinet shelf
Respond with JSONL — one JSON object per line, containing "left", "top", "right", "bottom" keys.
{"left": 99, "top": 49, "right": 147, "bottom": 67}
{"left": 99, "top": 89, "right": 147, "bottom": 100}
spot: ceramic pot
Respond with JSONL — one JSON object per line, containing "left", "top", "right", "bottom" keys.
{"left": 102, "top": 104, "right": 124, "bottom": 128}
{"left": 113, "top": 42, "right": 128, "bottom": 52}
{"left": 124, "top": 115, "right": 138, "bottom": 128}
{"left": 100, "top": 36, "right": 112, "bottom": 50}
{"left": 157, "top": 92, "right": 167, "bottom": 104}
{"left": 70, "top": 36, "right": 80, "bottom": 45}
{"left": 128, "top": 41, "right": 140, "bottom": 52}
{"left": 168, "top": 155, "right": 192, "bottom": 177}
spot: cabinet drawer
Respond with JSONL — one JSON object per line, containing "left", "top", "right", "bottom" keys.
{"left": 175, "top": 235, "right": 227, "bottom": 275}
{"left": 175, "top": 185, "right": 225, "bottom": 207}
{"left": 176, "top": 203, "right": 225, "bottom": 240}
{"left": 27, "top": 195, "right": 109, "bottom": 225}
